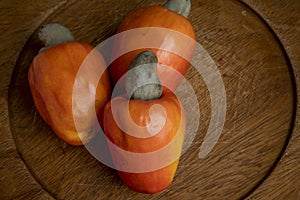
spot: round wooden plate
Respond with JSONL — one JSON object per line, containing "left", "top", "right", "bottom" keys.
{"left": 1, "top": 0, "right": 299, "bottom": 199}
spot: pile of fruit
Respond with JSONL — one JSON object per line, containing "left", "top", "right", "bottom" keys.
{"left": 28, "top": 0, "right": 196, "bottom": 194}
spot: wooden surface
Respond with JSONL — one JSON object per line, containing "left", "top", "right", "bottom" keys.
{"left": 0, "top": 0, "right": 299, "bottom": 199}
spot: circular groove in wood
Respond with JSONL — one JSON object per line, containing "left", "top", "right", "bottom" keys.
{"left": 236, "top": 1, "right": 297, "bottom": 198}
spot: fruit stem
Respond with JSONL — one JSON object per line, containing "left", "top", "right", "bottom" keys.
{"left": 164, "top": 0, "right": 191, "bottom": 18}
{"left": 125, "top": 51, "right": 162, "bottom": 101}
{"left": 38, "top": 23, "right": 75, "bottom": 52}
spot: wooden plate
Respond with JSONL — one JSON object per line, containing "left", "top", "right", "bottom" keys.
{"left": 1, "top": 0, "right": 299, "bottom": 199}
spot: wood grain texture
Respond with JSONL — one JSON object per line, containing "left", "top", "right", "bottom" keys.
{"left": 0, "top": 0, "right": 298, "bottom": 199}
{"left": 241, "top": 0, "right": 300, "bottom": 199}
{"left": 0, "top": 0, "right": 64, "bottom": 199}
